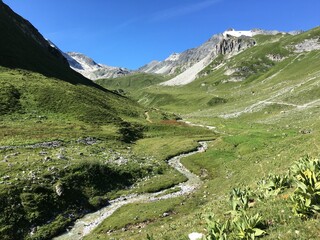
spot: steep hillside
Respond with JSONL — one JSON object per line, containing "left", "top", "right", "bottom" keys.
{"left": 0, "top": 1, "right": 142, "bottom": 124}
{"left": 132, "top": 27, "right": 320, "bottom": 114}
{"left": 0, "top": 1, "right": 102, "bottom": 88}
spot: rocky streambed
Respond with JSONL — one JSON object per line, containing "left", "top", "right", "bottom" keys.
{"left": 53, "top": 141, "right": 209, "bottom": 240}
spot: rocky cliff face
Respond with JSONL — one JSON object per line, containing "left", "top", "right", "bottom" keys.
{"left": 139, "top": 34, "right": 224, "bottom": 75}
{"left": 141, "top": 29, "right": 295, "bottom": 86}
{"left": 157, "top": 34, "right": 256, "bottom": 86}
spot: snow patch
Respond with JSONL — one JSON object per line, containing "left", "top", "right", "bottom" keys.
{"left": 223, "top": 30, "right": 254, "bottom": 38}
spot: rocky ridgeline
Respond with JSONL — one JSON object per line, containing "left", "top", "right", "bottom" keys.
{"left": 139, "top": 28, "right": 302, "bottom": 86}
{"left": 65, "top": 52, "right": 131, "bottom": 80}
{"left": 138, "top": 30, "right": 263, "bottom": 76}
{"left": 138, "top": 30, "right": 259, "bottom": 85}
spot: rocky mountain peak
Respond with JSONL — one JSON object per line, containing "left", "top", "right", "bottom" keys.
{"left": 64, "top": 52, "right": 131, "bottom": 80}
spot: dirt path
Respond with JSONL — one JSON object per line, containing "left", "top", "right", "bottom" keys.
{"left": 221, "top": 72, "right": 320, "bottom": 119}
{"left": 53, "top": 141, "right": 209, "bottom": 240}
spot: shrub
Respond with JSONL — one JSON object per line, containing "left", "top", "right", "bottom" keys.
{"left": 205, "top": 215, "right": 231, "bottom": 240}
{"left": 257, "top": 173, "right": 292, "bottom": 199}
{"left": 0, "top": 83, "right": 21, "bottom": 114}
{"left": 291, "top": 156, "right": 320, "bottom": 217}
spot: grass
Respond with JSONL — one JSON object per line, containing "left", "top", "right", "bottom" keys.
{"left": 1, "top": 4, "right": 320, "bottom": 238}
{"left": 86, "top": 28, "right": 320, "bottom": 239}
{"left": 0, "top": 66, "right": 215, "bottom": 239}
{"left": 85, "top": 198, "right": 184, "bottom": 240}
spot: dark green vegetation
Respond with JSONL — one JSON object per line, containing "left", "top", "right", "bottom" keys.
{"left": 89, "top": 27, "right": 320, "bottom": 239}
{"left": 0, "top": 1, "right": 103, "bottom": 89}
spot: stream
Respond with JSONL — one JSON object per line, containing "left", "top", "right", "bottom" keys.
{"left": 53, "top": 141, "right": 209, "bottom": 240}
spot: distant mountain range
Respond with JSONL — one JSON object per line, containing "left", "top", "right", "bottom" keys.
{"left": 139, "top": 28, "right": 303, "bottom": 86}
{"left": 65, "top": 52, "right": 131, "bottom": 80}
{"left": 46, "top": 40, "right": 131, "bottom": 81}
{"left": 60, "top": 28, "right": 303, "bottom": 83}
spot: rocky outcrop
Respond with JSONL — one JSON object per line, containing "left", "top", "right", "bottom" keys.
{"left": 139, "top": 34, "right": 224, "bottom": 75}
{"left": 159, "top": 35, "right": 256, "bottom": 86}
{"left": 215, "top": 37, "right": 256, "bottom": 55}
{"left": 140, "top": 29, "right": 298, "bottom": 84}
{"left": 294, "top": 38, "right": 320, "bottom": 52}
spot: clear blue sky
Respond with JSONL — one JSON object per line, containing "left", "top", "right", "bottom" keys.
{"left": 3, "top": 0, "right": 320, "bottom": 69}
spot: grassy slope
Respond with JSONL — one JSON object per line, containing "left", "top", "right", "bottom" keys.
{"left": 96, "top": 72, "right": 168, "bottom": 99}
{"left": 0, "top": 3, "right": 217, "bottom": 239}
{"left": 89, "top": 28, "right": 320, "bottom": 239}
{"left": 0, "top": 68, "right": 215, "bottom": 240}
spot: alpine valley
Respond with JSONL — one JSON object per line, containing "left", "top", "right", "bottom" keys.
{"left": 1, "top": 1, "right": 320, "bottom": 240}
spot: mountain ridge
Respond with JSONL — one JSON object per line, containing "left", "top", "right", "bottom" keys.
{"left": 66, "top": 52, "right": 131, "bottom": 80}
{"left": 0, "top": 1, "right": 105, "bottom": 89}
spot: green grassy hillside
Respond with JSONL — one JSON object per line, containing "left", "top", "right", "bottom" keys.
{"left": 96, "top": 72, "right": 168, "bottom": 97}
{"left": 0, "top": 3, "right": 216, "bottom": 239}
{"left": 1, "top": 1, "right": 320, "bottom": 238}
{"left": 88, "top": 28, "right": 320, "bottom": 239}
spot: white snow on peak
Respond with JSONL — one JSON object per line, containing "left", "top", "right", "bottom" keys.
{"left": 165, "top": 53, "right": 180, "bottom": 61}
{"left": 223, "top": 29, "right": 254, "bottom": 38}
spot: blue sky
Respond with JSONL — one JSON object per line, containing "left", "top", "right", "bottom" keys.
{"left": 3, "top": 0, "right": 320, "bottom": 69}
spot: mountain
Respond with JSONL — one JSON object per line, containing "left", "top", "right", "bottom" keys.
{"left": 139, "top": 28, "right": 301, "bottom": 86}
{"left": 0, "top": 2, "right": 148, "bottom": 239}
{"left": 0, "top": 1, "right": 105, "bottom": 88}
{"left": 0, "top": 1, "right": 142, "bottom": 123}
{"left": 65, "top": 52, "right": 131, "bottom": 80}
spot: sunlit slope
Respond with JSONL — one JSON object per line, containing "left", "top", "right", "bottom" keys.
{"left": 130, "top": 27, "right": 320, "bottom": 125}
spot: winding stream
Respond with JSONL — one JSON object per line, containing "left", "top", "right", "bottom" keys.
{"left": 53, "top": 141, "right": 209, "bottom": 240}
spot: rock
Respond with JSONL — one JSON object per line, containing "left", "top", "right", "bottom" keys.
{"left": 43, "top": 156, "right": 52, "bottom": 162}
{"left": 162, "top": 212, "right": 170, "bottom": 217}
{"left": 55, "top": 183, "right": 64, "bottom": 196}
{"left": 294, "top": 38, "right": 320, "bottom": 52}
{"left": 77, "top": 137, "right": 97, "bottom": 145}
{"left": 300, "top": 129, "right": 312, "bottom": 134}
{"left": 267, "top": 54, "right": 286, "bottom": 62}
{"left": 2, "top": 175, "right": 10, "bottom": 180}
{"left": 188, "top": 232, "right": 204, "bottom": 240}
{"left": 56, "top": 154, "right": 67, "bottom": 160}
{"left": 30, "top": 141, "right": 62, "bottom": 149}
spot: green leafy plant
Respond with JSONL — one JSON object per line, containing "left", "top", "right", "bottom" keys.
{"left": 229, "top": 187, "right": 253, "bottom": 212}
{"left": 257, "top": 173, "right": 292, "bottom": 199}
{"left": 146, "top": 233, "right": 155, "bottom": 240}
{"left": 233, "top": 212, "right": 266, "bottom": 240}
{"left": 205, "top": 215, "right": 231, "bottom": 240}
{"left": 291, "top": 156, "right": 320, "bottom": 217}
